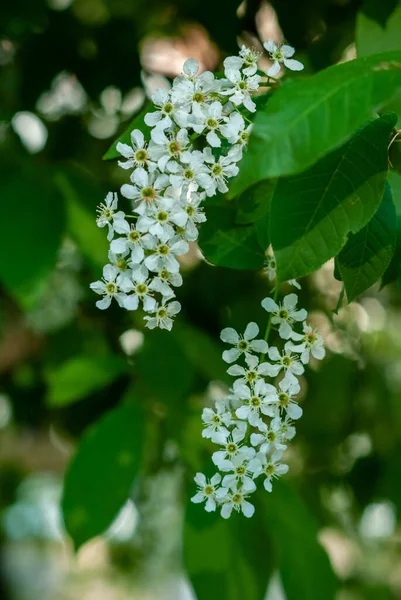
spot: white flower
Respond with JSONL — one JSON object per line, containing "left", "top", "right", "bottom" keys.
{"left": 172, "top": 191, "right": 206, "bottom": 241}
{"left": 262, "top": 293, "right": 307, "bottom": 340}
{"left": 116, "top": 129, "right": 156, "bottom": 171}
{"left": 216, "top": 488, "right": 255, "bottom": 519}
{"left": 144, "top": 298, "right": 181, "bottom": 331}
{"left": 221, "top": 69, "right": 260, "bottom": 112}
{"left": 148, "top": 267, "right": 182, "bottom": 297}
{"left": 289, "top": 279, "right": 301, "bottom": 289}
{"left": 267, "top": 343, "right": 305, "bottom": 380}
{"left": 144, "top": 235, "right": 189, "bottom": 273}
{"left": 198, "top": 146, "right": 241, "bottom": 196}
{"left": 289, "top": 323, "right": 325, "bottom": 364}
{"left": 250, "top": 416, "right": 288, "bottom": 454}
{"left": 167, "top": 150, "right": 210, "bottom": 190}
{"left": 220, "top": 322, "right": 269, "bottom": 364}
{"left": 136, "top": 195, "right": 182, "bottom": 240}
{"left": 221, "top": 452, "right": 257, "bottom": 493}
{"left": 212, "top": 423, "right": 248, "bottom": 469}
{"left": 123, "top": 267, "right": 156, "bottom": 312}
{"left": 263, "top": 40, "right": 304, "bottom": 78}
{"left": 227, "top": 353, "right": 272, "bottom": 387}
{"left": 202, "top": 399, "right": 232, "bottom": 443}
{"left": 263, "top": 253, "right": 276, "bottom": 281}
{"left": 110, "top": 227, "right": 154, "bottom": 264}
{"left": 278, "top": 416, "right": 297, "bottom": 442}
{"left": 120, "top": 167, "right": 169, "bottom": 212}
{"left": 189, "top": 101, "right": 228, "bottom": 148}
{"left": 275, "top": 377, "right": 302, "bottom": 420}
{"left": 233, "top": 380, "right": 276, "bottom": 427}
{"left": 171, "top": 65, "right": 221, "bottom": 111}
{"left": 90, "top": 265, "right": 127, "bottom": 310}
{"left": 220, "top": 112, "right": 250, "bottom": 146}
{"left": 144, "top": 89, "right": 178, "bottom": 130}
{"left": 96, "top": 192, "right": 130, "bottom": 242}
{"left": 107, "top": 249, "right": 132, "bottom": 283}
{"left": 149, "top": 128, "right": 190, "bottom": 172}
{"left": 191, "top": 473, "right": 221, "bottom": 512}
{"left": 248, "top": 451, "right": 289, "bottom": 492}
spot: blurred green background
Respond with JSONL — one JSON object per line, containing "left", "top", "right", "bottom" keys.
{"left": 2, "top": 0, "right": 401, "bottom": 598}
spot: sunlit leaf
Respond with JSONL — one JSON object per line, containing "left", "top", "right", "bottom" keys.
{"left": 270, "top": 115, "right": 396, "bottom": 282}
{"left": 229, "top": 50, "right": 401, "bottom": 196}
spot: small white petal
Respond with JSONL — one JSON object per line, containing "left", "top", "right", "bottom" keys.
{"left": 244, "top": 322, "right": 259, "bottom": 340}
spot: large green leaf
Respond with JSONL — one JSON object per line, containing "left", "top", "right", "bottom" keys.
{"left": 0, "top": 165, "right": 65, "bottom": 308}
{"left": 337, "top": 183, "right": 396, "bottom": 301}
{"left": 198, "top": 205, "right": 265, "bottom": 270}
{"left": 45, "top": 354, "right": 128, "bottom": 407}
{"left": 184, "top": 501, "right": 272, "bottom": 600}
{"left": 235, "top": 180, "right": 276, "bottom": 225}
{"left": 62, "top": 403, "right": 144, "bottom": 550}
{"left": 261, "top": 482, "right": 338, "bottom": 600}
{"left": 270, "top": 114, "right": 396, "bottom": 282}
{"left": 102, "top": 103, "right": 151, "bottom": 160}
{"left": 229, "top": 50, "right": 401, "bottom": 196}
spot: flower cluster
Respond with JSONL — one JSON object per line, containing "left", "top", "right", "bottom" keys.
{"left": 90, "top": 43, "right": 304, "bottom": 330}
{"left": 191, "top": 289, "right": 324, "bottom": 518}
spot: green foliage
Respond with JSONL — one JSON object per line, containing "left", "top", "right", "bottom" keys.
{"left": 184, "top": 483, "right": 337, "bottom": 600}
{"left": 261, "top": 482, "right": 338, "bottom": 600}
{"left": 229, "top": 50, "right": 401, "bottom": 196}
{"left": 337, "top": 183, "right": 396, "bottom": 301}
{"left": 62, "top": 403, "right": 144, "bottom": 550}
{"left": 361, "top": 0, "right": 399, "bottom": 28}
{"left": 269, "top": 115, "right": 396, "bottom": 282}
{"left": 0, "top": 165, "right": 65, "bottom": 308}
{"left": 184, "top": 501, "right": 271, "bottom": 600}
{"left": 357, "top": 3, "right": 401, "bottom": 57}
{"left": 198, "top": 205, "right": 265, "bottom": 270}
{"left": 45, "top": 354, "right": 128, "bottom": 407}
{"left": 235, "top": 180, "right": 276, "bottom": 226}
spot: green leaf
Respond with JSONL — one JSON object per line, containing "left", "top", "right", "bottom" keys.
{"left": 357, "top": 4, "right": 401, "bottom": 57}
{"left": 54, "top": 171, "right": 109, "bottom": 269}
{"left": 229, "top": 50, "right": 401, "bottom": 196}
{"left": 361, "top": 0, "right": 399, "bottom": 28}
{"left": 235, "top": 180, "right": 276, "bottom": 225}
{"left": 45, "top": 355, "right": 128, "bottom": 407}
{"left": 184, "top": 501, "right": 271, "bottom": 600}
{"left": 102, "top": 103, "right": 151, "bottom": 160}
{"left": 337, "top": 183, "right": 396, "bottom": 301}
{"left": 62, "top": 403, "right": 143, "bottom": 550}
{"left": 381, "top": 215, "right": 401, "bottom": 287}
{"left": 389, "top": 170, "right": 401, "bottom": 212}
{"left": 270, "top": 114, "right": 396, "bottom": 282}
{"left": 198, "top": 205, "right": 265, "bottom": 270}
{"left": 356, "top": 5, "right": 401, "bottom": 128}
{"left": 0, "top": 165, "right": 65, "bottom": 309}
{"left": 261, "top": 482, "right": 338, "bottom": 600}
